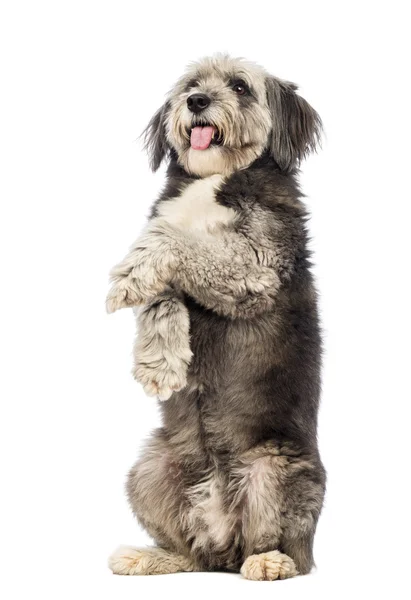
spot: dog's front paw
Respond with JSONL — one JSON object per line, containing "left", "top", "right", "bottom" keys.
{"left": 106, "top": 277, "right": 145, "bottom": 313}
{"left": 134, "top": 360, "right": 188, "bottom": 401}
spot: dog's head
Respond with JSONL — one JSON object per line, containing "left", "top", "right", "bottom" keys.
{"left": 144, "top": 54, "right": 322, "bottom": 177}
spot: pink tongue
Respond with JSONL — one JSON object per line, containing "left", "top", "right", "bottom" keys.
{"left": 190, "top": 126, "right": 216, "bottom": 150}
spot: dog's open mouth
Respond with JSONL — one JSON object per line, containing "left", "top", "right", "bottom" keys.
{"left": 189, "top": 124, "right": 223, "bottom": 150}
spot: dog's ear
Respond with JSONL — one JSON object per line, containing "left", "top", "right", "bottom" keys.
{"left": 142, "top": 102, "right": 171, "bottom": 171}
{"left": 266, "top": 77, "right": 322, "bottom": 173}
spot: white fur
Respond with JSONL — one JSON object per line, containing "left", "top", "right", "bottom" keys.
{"left": 241, "top": 550, "right": 298, "bottom": 581}
{"left": 185, "top": 470, "right": 237, "bottom": 551}
{"left": 156, "top": 174, "right": 236, "bottom": 234}
{"left": 133, "top": 291, "right": 192, "bottom": 400}
{"left": 108, "top": 545, "right": 194, "bottom": 575}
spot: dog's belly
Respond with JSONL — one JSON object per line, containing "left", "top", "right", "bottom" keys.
{"left": 177, "top": 302, "right": 283, "bottom": 453}
{"left": 185, "top": 469, "right": 239, "bottom": 559}
{"left": 156, "top": 174, "right": 237, "bottom": 233}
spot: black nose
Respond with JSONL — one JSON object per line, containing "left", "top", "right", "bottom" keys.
{"left": 187, "top": 93, "right": 211, "bottom": 114}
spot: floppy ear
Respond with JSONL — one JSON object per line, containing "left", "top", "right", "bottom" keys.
{"left": 142, "top": 101, "right": 171, "bottom": 171}
{"left": 266, "top": 77, "right": 322, "bottom": 173}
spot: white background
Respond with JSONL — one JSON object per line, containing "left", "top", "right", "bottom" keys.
{"left": 1, "top": 1, "right": 410, "bottom": 598}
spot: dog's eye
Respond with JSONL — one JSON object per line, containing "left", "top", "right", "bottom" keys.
{"left": 186, "top": 78, "right": 198, "bottom": 90}
{"left": 233, "top": 84, "right": 246, "bottom": 95}
{"left": 232, "top": 80, "right": 249, "bottom": 96}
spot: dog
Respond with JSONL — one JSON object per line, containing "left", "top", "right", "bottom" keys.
{"left": 106, "top": 54, "right": 326, "bottom": 581}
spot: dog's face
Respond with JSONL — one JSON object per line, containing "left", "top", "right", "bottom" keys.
{"left": 144, "top": 55, "right": 321, "bottom": 177}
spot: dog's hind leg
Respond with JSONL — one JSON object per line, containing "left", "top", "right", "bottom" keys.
{"left": 125, "top": 432, "right": 199, "bottom": 565}
{"left": 108, "top": 545, "right": 195, "bottom": 575}
{"left": 233, "top": 446, "right": 325, "bottom": 580}
{"left": 231, "top": 450, "right": 298, "bottom": 580}
{"left": 240, "top": 530, "right": 317, "bottom": 580}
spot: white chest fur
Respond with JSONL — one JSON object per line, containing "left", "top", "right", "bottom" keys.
{"left": 156, "top": 174, "right": 237, "bottom": 234}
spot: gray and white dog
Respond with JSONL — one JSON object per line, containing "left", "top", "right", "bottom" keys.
{"left": 107, "top": 54, "right": 326, "bottom": 581}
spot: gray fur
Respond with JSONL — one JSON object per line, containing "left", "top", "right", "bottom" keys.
{"left": 133, "top": 288, "right": 192, "bottom": 400}
{"left": 266, "top": 77, "right": 322, "bottom": 172}
{"left": 107, "top": 55, "right": 326, "bottom": 579}
{"left": 142, "top": 101, "right": 171, "bottom": 171}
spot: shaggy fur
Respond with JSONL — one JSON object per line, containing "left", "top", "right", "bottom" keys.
{"left": 107, "top": 54, "right": 326, "bottom": 580}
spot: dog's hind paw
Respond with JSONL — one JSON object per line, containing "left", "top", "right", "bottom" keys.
{"left": 241, "top": 550, "right": 298, "bottom": 581}
{"left": 108, "top": 545, "right": 195, "bottom": 575}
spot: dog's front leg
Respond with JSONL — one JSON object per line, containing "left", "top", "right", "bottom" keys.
{"left": 171, "top": 233, "right": 282, "bottom": 318}
{"left": 106, "top": 220, "right": 192, "bottom": 399}
{"left": 106, "top": 222, "right": 179, "bottom": 314}
{"left": 132, "top": 289, "right": 192, "bottom": 400}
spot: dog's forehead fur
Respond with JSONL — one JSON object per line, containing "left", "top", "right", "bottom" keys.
{"left": 172, "top": 54, "right": 268, "bottom": 101}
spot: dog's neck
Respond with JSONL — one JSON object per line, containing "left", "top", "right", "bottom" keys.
{"left": 166, "top": 150, "right": 284, "bottom": 181}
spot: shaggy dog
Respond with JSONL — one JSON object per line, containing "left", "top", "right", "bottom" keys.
{"left": 106, "top": 54, "right": 326, "bottom": 581}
